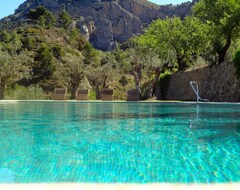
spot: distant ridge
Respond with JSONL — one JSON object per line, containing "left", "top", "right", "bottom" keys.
{"left": 2, "top": 0, "right": 196, "bottom": 50}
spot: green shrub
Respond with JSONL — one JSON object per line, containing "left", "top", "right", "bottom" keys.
{"left": 88, "top": 90, "right": 96, "bottom": 100}
{"left": 5, "top": 85, "right": 46, "bottom": 100}
{"left": 113, "top": 83, "right": 126, "bottom": 100}
{"left": 233, "top": 49, "right": 240, "bottom": 79}
{"left": 52, "top": 44, "right": 64, "bottom": 59}
{"left": 0, "top": 30, "right": 12, "bottom": 43}
{"left": 58, "top": 10, "right": 72, "bottom": 30}
{"left": 158, "top": 71, "right": 172, "bottom": 99}
{"left": 27, "top": 6, "right": 56, "bottom": 28}
{"left": 21, "top": 36, "right": 36, "bottom": 50}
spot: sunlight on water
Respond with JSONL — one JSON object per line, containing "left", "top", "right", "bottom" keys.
{"left": 0, "top": 102, "right": 240, "bottom": 183}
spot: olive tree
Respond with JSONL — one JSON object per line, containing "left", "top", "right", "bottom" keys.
{"left": 86, "top": 51, "right": 119, "bottom": 99}
{"left": 0, "top": 50, "right": 31, "bottom": 99}
{"left": 57, "top": 52, "right": 86, "bottom": 99}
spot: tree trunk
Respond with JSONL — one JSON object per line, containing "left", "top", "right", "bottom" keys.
{"left": 96, "top": 85, "right": 101, "bottom": 100}
{"left": 0, "top": 79, "right": 6, "bottom": 100}
{"left": 70, "top": 84, "right": 78, "bottom": 100}
{"left": 69, "top": 76, "right": 81, "bottom": 99}
{"left": 150, "top": 63, "right": 171, "bottom": 98}
{"left": 150, "top": 67, "right": 161, "bottom": 98}
{"left": 177, "top": 57, "right": 187, "bottom": 71}
{"left": 102, "top": 76, "right": 108, "bottom": 89}
{"left": 218, "top": 35, "right": 231, "bottom": 64}
{"left": 135, "top": 67, "right": 142, "bottom": 95}
{"left": 131, "top": 71, "right": 141, "bottom": 95}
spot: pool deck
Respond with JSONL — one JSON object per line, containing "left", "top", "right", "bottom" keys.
{"left": 0, "top": 183, "right": 240, "bottom": 190}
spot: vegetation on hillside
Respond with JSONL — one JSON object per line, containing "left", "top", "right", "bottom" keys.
{"left": 0, "top": 0, "right": 240, "bottom": 100}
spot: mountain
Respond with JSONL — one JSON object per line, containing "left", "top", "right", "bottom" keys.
{"left": 4, "top": 0, "right": 196, "bottom": 51}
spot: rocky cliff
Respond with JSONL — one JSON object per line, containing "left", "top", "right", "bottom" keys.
{"left": 6, "top": 0, "right": 195, "bottom": 51}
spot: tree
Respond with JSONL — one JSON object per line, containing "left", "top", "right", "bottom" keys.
{"left": 130, "top": 43, "right": 174, "bottom": 98}
{"left": 122, "top": 48, "right": 144, "bottom": 95}
{"left": 69, "top": 29, "right": 87, "bottom": 51}
{"left": 86, "top": 51, "right": 119, "bottom": 99}
{"left": 28, "top": 43, "right": 56, "bottom": 88}
{"left": 58, "top": 52, "right": 86, "bottom": 99}
{"left": 82, "top": 42, "right": 100, "bottom": 64}
{"left": 0, "top": 30, "right": 22, "bottom": 54}
{"left": 138, "top": 16, "right": 209, "bottom": 70}
{"left": 194, "top": 0, "right": 240, "bottom": 64}
{"left": 0, "top": 50, "right": 31, "bottom": 99}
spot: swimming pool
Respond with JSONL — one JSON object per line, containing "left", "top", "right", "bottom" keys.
{"left": 0, "top": 102, "right": 239, "bottom": 183}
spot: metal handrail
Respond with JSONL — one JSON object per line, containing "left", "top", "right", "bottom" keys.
{"left": 190, "top": 81, "right": 209, "bottom": 103}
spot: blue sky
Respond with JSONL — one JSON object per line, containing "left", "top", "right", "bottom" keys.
{"left": 0, "top": 0, "right": 188, "bottom": 19}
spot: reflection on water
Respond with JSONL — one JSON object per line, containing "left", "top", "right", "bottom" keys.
{"left": 189, "top": 104, "right": 240, "bottom": 138}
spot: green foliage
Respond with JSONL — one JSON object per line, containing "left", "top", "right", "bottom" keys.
{"left": 28, "top": 6, "right": 47, "bottom": 20}
{"left": 58, "top": 10, "right": 72, "bottom": 30}
{"left": 0, "top": 49, "right": 31, "bottom": 99}
{"left": 29, "top": 43, "right": 56, "bottom": 88}
{"left": 158, "top": 71, "right": 172, "bottom": 99}
{"left": 82, "top": 42, "right": 101, "bottom": 65}
{"left": 35, "top": 43, "right": 55, "bottom": 66}
{"left": 69, "top": 28, "right": 87, "bottom": 50}
{"left": 0, "top": 30, "right": 12, "bottom": 43}
{"left": 0, "top": 19, "right": 14, "bottom": 31}
{"left": 21, "top": 36, "right": 36, "bottom": 50}
{"left": 138, "top": 16, "right": 210, "bottom": 70}
{"left": 0, "top": 30, "right": 22, "bottom": 53}
{"left": 113, "top": 83, "right": 127, "bottom": 100}
{"left": 119, "top": 75, "right": 129, "bottom": 87}
{"left": 5, "top": 85, "right": 46, "bottom": 100}
{"left": 86, "top": 51, "right": 119, "bottom": 99}
{"left": 141, "top": 80, "right": 152, "bottom": 100}
{"left": 54, "top": 51, "right": 86, "bottom": 99}
{"left": 194, "top": 0, "right": 240, "bottom": 64}
{"left": 88, "top": 89, "right": 96, "bottom": 100}
{"left": 0, "top": 50, "right": 31, "bottom": 81}
{"left": 233, "top": 49, "right": 240, "bottom": 79}
{"left": 113, "top": 47, "right": 130, "bottom": 68}
{"left": 27, "top": 6, "right": 56, "bottom": 28}
{"left": 52, "top": 44, "right": 64, "bottom": 59}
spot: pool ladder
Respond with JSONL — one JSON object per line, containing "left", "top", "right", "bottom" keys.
{"left": 190, "top": 81, "right": 209, "bottom": 103}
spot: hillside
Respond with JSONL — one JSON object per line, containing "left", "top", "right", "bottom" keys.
{"left": 2, "top": 0, "right": 196, "bottom": 51}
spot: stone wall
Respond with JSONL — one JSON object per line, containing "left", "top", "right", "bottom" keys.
{"left": 160, "top": 62, "right": 240, "bottom": 102}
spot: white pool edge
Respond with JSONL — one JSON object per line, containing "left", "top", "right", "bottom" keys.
{"left": 0, "top": 100, "right": 240, "bottom": 105}
{"left": 0, "top": 183, "right": 240, "bottom": 190}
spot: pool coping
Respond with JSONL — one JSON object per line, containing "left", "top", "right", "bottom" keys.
{"left": 0, "top": 100, "right": 240, "bottom": 105}
{"left": 0, "top": 183, "right": 240, "bottom": 190}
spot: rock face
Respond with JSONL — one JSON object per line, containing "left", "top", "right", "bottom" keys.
{"left": 9, "top": 0, "right": 195, "bottom": 50}
{"left": 158, "top": 62, "right": 240, "bottom": 102}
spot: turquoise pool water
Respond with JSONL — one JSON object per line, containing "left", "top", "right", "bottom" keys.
{"left": 0, "top": 102, "right": 239, "bottom": 183}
